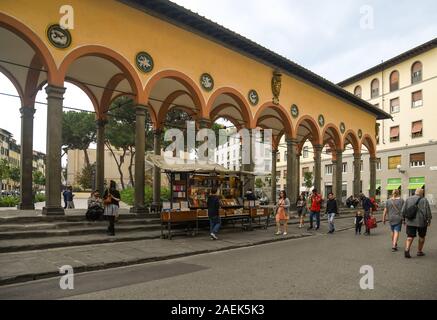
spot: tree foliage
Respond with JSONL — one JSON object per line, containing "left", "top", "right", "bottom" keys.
{"left": 33, "top": 170, "right": 45, "bottom": 188}
{"left": 303, "top": 171, "right": 314, "bottom": 189}
{"left": 77, "top": 163, "right": 95, "bottom": 190}
{"left": 62, "top": 111, "right": 97, "bottom": 165}
{"left": 9, "top": 166, "right": 20, "bottom": 183}
{"left": 0, "top": 159, "right": 10, "bottom": 182}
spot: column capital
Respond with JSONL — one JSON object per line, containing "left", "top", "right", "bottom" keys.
{"left": 198, "top": 118, "right": 211, "bottom": 129}
{"left": 271, "top": 149, "right": 278, "bottom": 155}
{"left": 332, "top": 159, "right": 338, "bottom": 164}
{"left": 96, "top": 119, "right": 108, "bottom": 127}
{"left": 313, "top": 144, "right": 323, "bottom": 152}
{"left": 369, "top": 156, "right": 378, "bottom": 162}
{"left": 285, "top": 137, "right": 298, "bottom": 146}
{"left": 45, "top": 85, "right": 66, "bottom": 98}
{"left": 19, "top": 107, "right": 36, "bottom": 118}
{"left": 335, "top": 149, "right": 344, "bottom": 156}
{"left": 135, "top": 105, "right": 147, "bottom": 116}
{"left": 354, "top": 153, "right": 362, "bottom": 159}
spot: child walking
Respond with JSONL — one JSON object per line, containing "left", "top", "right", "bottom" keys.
{"left": 355, "top": 211, "right": 364, "bottom": 235}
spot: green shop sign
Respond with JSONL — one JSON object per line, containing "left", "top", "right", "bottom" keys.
{"left": 408, "top": 177, "right": 425, "bottom": 190}
{"left": 386, "top": 178, "right": 402, "bottom": 191}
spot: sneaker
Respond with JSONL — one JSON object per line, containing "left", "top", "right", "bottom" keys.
{"left": 417, "top": 252, "right": 425, "bottom": 257}
{"left": 392, "top": 247, "right": 398, "bottom": 252}
{"left": 210, "top": 233, "right": 218, "bottom": 240}
{"left": 404, "top": 251, "right": 411, "bottom": 259}
{"left": 283, "top": 232, "right": 288, "bottom": 236}
{"left": 275, "top": 231, "right": 282, "bottom": 235}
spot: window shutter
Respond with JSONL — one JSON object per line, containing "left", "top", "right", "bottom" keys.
{"left": 390, "top": 126, "right": 400, "bottom": 138}
{"left": 411, "top": 121, "right": 423, "bottom": 134}
{"left": 410, "top": 153, "right": 425, "bottom": 162}
{"left": 412, "top": 91, "right": 423, "bottom": 101}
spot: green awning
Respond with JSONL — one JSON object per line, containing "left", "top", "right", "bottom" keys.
{"left": 408, "top": 177, "right": 425, "bottom": 190}
{"left": 367, "top": 180, "right": 381, "bottom": 190}
{"left": 386, "top": 178, "right": 402, "bottom": 191}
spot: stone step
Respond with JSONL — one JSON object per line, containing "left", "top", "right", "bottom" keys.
{"left": 0, "top": 230, "right": 164, "bottom": 253}
{"left": 0, "top": 224, "right": 162, "bottom": 240}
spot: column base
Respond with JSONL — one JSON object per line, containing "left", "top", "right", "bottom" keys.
{"left": 130, "top": 206, "right": 148, "bottom": 215}
{"left": 42, "top": 206, "right": 65, "bottom": 216}
{"left": 17, "top": 203, "right": 35, "bottom": 210}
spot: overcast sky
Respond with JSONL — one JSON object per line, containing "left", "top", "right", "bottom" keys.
{"left": 0, "top": 0, "right": 436, "bottom": 155}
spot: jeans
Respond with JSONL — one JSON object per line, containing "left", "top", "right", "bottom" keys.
{"left": 310, "top": 211, "right": 320, "bottom": 229}
{"left": 327, "top": 213, "right": 336, "bottom": 232}
{"left": 209, "top": 216, "right": 221, "bottom": 234}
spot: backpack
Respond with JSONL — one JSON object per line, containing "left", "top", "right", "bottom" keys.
{"left": 405, "top": 197, "right": 421, "bottom": 220}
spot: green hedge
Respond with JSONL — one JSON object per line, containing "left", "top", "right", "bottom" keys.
{"left": 0, "top": 196, "right": 20, "bottom": 207}
{"left": 34, "top": 193, "right": 46, "bottom": 203}
{"left": 120, "top": 186, "right": 170, "bottom": 206}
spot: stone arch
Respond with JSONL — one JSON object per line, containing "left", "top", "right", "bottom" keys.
{"left": 322, "top": 123, "right": 343, "bottom": 151}
{"left": 360, "top": 134, "right": 376, "bottom": 158}
{"left": 253, "top": 102, "right": 293, "bottom": 138}
{"left": 294, "top": 115, "right": 322, "bottom": 145}
{"left": 144, "top": 69, "right": 206, "bottom": 124}
{"left": 343, "top": 129, "right": 360, "bottom": 154}
{"left": 58, "top": 45, "right": 144, "bottom": 103}
{"left": 206, "top": 87, "right": 252, "bottom": 128}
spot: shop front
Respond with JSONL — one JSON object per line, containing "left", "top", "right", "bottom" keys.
{"left": 408, "top": 177, "right": 425, "bottom": 196}
{"left": 386, "top": 178, "right": 402, "bottom": 198}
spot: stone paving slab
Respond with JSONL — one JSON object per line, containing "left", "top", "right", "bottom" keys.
{"left": 0, "top": 213, "right": 381, "bottom": 286}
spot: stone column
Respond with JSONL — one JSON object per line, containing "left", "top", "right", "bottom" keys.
{"left": 271, "top": 149, "right": 277, "bottom": 204}
{"left": 369, "top": 157, "right": 377, "bottom": 198}
{"left": 42, "top": 85, "right": 66, "bottom": 216}
{"left": 296, "top": 154, "right": 301, "bottom": 196}
{"left": 18, "top": 107, "right": 36, "bottom": 210}
{"left": 130, "top": 106, "right": 147, "bottom": 214}
{"left": 242, "top": 130, "right": 255, "bottom": 193}
{"left": 353, "top": 153, "right": 362, "bottom": 196}
{"left": 313, "top": 144, "right": 323, "bottom": 193}
{"left": 95, "top": 119, "right": 107, "bottom": 195}
{"left": 152, "top": 129, "right": 162, "bottom": 209}
{"left": 286, "top": 138, "right": 297, "bottom": 208}
{"left": 198, "top": 118, "right": 211, "bottom": 129}
{"left": 334, "top": 150, "right": 343, "bottom": 207}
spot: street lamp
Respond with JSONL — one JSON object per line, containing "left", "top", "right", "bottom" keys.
{"left": 397, "top": 165, "right": 406, "bottom": 174}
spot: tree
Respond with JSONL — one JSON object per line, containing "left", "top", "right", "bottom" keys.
{"left": 62, "top": 111, "right": 97, "bottom": 166}
{"left": 33, "top": 170, "right": 45, "bottom": 190}
{"left": 255, "top": 178, "right": 265, "bottom": 189}
{"left": 303, "top": 171, "right": 314, "bottom": 190}
{"left": 0, "top": 159, "right": 10, "bottom": 183}
{"left": 9, "top": 167, "right": 20, "bottom": 184}
{"left": 77, "top": 163, "right": 95, "bottom": 190}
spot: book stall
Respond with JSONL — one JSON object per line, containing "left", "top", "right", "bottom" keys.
{"left": 145, "top": 154, "right": 270, "bottom": 239}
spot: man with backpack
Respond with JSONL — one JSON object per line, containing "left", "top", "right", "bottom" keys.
{"left": 402, "top": 188, "right": 432, "bottom": 259}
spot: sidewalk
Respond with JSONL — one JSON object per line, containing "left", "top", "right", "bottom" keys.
{"left": 0, "top": 213, "right": 382, "bottom": 286}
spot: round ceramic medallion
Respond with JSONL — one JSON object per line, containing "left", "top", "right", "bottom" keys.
{"left": 318, "top": 114, "right": 325, "bottom": 127}
{"left": 135, "top": 52, "right": 154, "bottom": 73}
{"left": 47, "top": 24, "right": 72, "bottom": 49}
{"left": 291, "top": 104, "right": 299, "bottom": 118}
{"left": 358, "top": 129, "right": 363, "bottom": 139}
{"left": 200, "top": 73, "right": 214, "bottom": 91}
{"left": 248, "top": 90, "right": 259, "bottom": 106}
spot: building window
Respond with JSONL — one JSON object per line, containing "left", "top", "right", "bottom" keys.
{"left": 412, "top": 90, "right": 423, "bottom": 108}
{"left": 411, "top": 120, "right": 423, "bottom": 138}
{"left": 376, "top": 158, "right": 382, "bottom": 170}
{"left": 360, "top": 160, "right": 364, "bottom": 172}
{"left": 390, "top": 126, "right": 400, "bottom": 142}
{"left": 284, "top": 170, "right": 287, "bottom": 178}
{"left": 389, "top": 70, "right": 399, "bottom": 92}
{"left": 303, "top": 146, "right": 309, "bottom": 158}
{"left": 390, "top": 98, "right": 400, "bottom": 114}
{"left": 410, "top": 152, "right": 425, "bottom": 168}
{"left": 342, "top": 162, "right": 347, "bottom": 173}
{"left": 325, "top": 164, "right": 333, "bottom": 175}
{"left": 388, "top": 155, "right": 401, "bottom": 170}
{"left": 411, "top": 61, "right": 423, "bottom": 84}
{"left": 354, "top": 86, "right": 362, "bottom": 98}
{"left": 371, "top": 78, "right": 379, "bottom": 98}
{"left": 277, "top": 152, "right": 280, "bottom": 162}
{"left": 284, "top": 151, "right": 287, "bottom": 161}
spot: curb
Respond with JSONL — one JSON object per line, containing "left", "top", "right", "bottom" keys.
{"left": 0, "top": 233, "right": 312, "bottom": 286}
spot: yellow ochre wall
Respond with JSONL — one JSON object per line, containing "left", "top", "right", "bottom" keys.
{"left": 0, "top": 0, "right": 377, "bottom": 149}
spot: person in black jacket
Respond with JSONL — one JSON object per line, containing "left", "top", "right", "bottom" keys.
{"left": 207, "top": 186, "right": 221, "bottom": 240}
{"left": 103, "top": 180, "right": 121, "bottom": 236}
{"left": 326, "top": 192, "right": 338, "bottom": 234}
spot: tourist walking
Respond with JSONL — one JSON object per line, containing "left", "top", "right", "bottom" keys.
{"left": 65, "top": 186, "right": 75, "bottom": 209}
{"left": 355, "top": 211, "right": 364, "bottom": 235}
{"left": 207, "top": 186, "right": 221, "bottom": 240}
{"left": 275, "top": 190, "right": 290, "bottom": 236}
{"left": 307, "top": 189, "right": 322, "bottom": 231}
{"left": 296, "top": 193, "right": 307, "bottom": 228}
{"left": 361, "top": 194, "right": 373, "bottom": 235}
{"left": 103, "top": 180, "right": 121, "bottom": 236}
{"left": 402, "top": 188, "right": 432, "bottom": 258}
{"left": 382, "top": 189, "right": 404, "bottom": 252}
{"left": 325, "top": 192, "right": 338, "bottom": 234}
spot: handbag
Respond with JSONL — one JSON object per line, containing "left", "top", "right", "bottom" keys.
{"left": 367, "top": 216, "right": 378, "bottom": 229}
{"left": 103, "top": 192, "right": 112, "bottom": 205}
